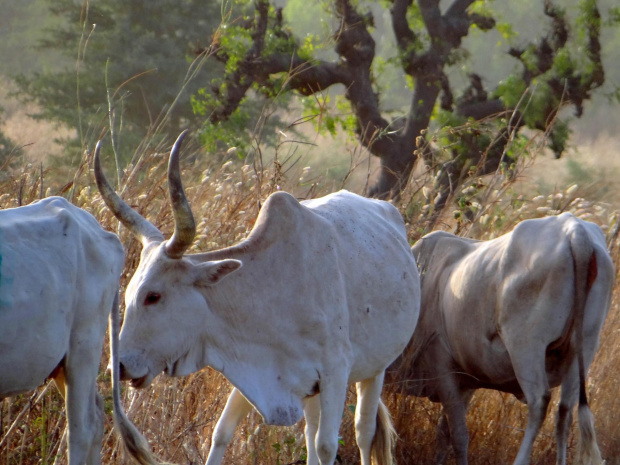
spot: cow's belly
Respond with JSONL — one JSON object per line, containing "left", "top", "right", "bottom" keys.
{"left": 453, "top": 331, "right": 519, "bottom": 389}
{"left": 0, "top": 303, "right": 71, "bottom": 397}
{"left": 451, "top": 325, "right": 578, "bottom": 397}
{"left": 0, "top": 342, "right": 66, "bottom": 397}
{"left": 349, "top": 300, "right": 419, "bottom": 382}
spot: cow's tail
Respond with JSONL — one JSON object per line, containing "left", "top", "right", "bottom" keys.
{"left": 570, "top": 227, "right": 603, "bottom": 465}
{"left": 109, "top": 291, "right": 174, "bottom": 465}
{"left": 371, "top": 398, "right": 396, "bottom": 465}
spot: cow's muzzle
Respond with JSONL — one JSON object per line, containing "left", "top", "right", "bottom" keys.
{"left": 117, "top": 361, "right": 149, "bottom": 388}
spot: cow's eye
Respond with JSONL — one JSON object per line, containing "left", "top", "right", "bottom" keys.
{"left": 144, "top": 292, "right": 161, "bottom": 306}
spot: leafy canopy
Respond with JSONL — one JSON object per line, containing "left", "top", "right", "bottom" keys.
{"left": 194, "top": 0, "right": 619, "bottom": 208}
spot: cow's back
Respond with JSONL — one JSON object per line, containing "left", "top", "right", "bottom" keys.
{"left": 301, "top": 190, "right": 421, "bottom": 381}
{"left": 0, "top": 197, "right": 124, "bottom": 397}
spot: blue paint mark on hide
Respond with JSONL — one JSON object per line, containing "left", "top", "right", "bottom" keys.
{"left": 0, "top": 231, "right": 13, "bottom": 310}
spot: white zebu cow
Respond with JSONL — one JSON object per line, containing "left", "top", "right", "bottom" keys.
{"left": 0, "top": 195, "right": 166, "bottom": 465}
{"left": 0, "top": 196, "right": 123, "bottom": 464}
{"left": 93, "top": 131, "right": 421, "bottom": 465}
{"left": 388, "top": 214, "right": 613, "bottom": 465}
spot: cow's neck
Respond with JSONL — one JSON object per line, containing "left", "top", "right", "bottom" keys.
{"left": 201, "top": 281, "right": 308, "bottom": 426}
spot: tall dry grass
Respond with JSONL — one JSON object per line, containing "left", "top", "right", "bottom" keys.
{"left": 0, "top": 119, "right": 619, "bottom": 465}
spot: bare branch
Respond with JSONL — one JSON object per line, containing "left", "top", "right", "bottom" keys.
{"left": 390, "top": 0, "right": 417, "bottom": 69}
{"left": 418, "top": 0, "right": 443, "bottom": 40}
{"left": 250, "top": 0, "right": 269, "bottom": 57}
{"left": 260, "top": 56, "right": 352, "bottom": 94}
{"left": 334, "top": 0, "right": 376, "bottom": 67}
{"left": 457, "top": 100, "right": 507, "bottom": 120}
{"left": 333, "top": 0, "right": 391, "bottom": 152}
{"left": 445, "top": 0, "right": 474, "bottom": 16}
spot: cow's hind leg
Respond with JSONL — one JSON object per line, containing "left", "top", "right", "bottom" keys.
{"left": 63, "top": 346, "right": 104, "bottom": 465}
{"left": 87, "top": 393, "right": 105, "bottom": 465}
{"left": 509, "top": 345, "right": 551, "bottom": 465}
{"left": 354, "top": 372, "right": 394, "bottom": 465}
{"left": 54, "top": 366, "right": 102, "bottom": 465}
{"left": 556, "top": 361, "right": 578, "bottom": 465}
{"left": 206, "top": 388, "right": 253, "bottom": 465}
{"left": 556, "top": 360, "right": 602, "bottom": 465}
{"left": 303, "top": 394, "right": 321, "bottom": 465}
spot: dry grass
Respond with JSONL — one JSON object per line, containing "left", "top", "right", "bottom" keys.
{"left": 0, "top": 119, "right": 619, "bottom": 465}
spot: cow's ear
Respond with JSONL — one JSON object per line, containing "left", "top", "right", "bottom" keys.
{"left": 194, "top": 259, "right": 242, "bottom": 286}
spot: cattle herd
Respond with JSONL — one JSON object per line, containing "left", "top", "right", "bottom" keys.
{"left": 0, "top": 130, "right": 614, "bottom": 465}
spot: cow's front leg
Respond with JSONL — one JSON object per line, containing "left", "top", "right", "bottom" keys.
{"left": 437, "top": 374, "right": 470, "bottom": 465}
{"left": 303, "top": 394, "right": 321, "bottom": 465}
{"left": 205, "top": 388, "right": 253, "bottom": 465}
{"left": 435, "top": 411, "right": 451, "bottom": 464}
{"left": 436, "top": 389, "right": 473, "bottom": 465}
{"left": 315, "top": 369, "right": 348, "bottom": 465}
{"left": 64, "top": 331, "right": 105, "bottom": 465}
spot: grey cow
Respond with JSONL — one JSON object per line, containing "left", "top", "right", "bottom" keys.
{"left": 389, "top": 213, "right": 614, "bottom": 465}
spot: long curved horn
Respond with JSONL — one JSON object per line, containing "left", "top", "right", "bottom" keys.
{"left": 94, "top": 141, "right": 164, "bottom": 246}
{"left": 164, "top": 130, "right": 196, "bottom": 259}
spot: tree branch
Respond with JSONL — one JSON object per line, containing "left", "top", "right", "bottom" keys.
{"left": 333, "top": 0, "right": 393, "bottom": 154}
{"left": 209, "top": 0, "right": 271, "bottom": 123}
{"left": 334, "top": 0, "right": 375, "bottom": 67}
{"left": 260, "top": 56, "right": 352, "bottom": 94}
{"left": 445, "top": 0, "right": 474, "bottom": 16}
{"left": 457, "top": 100, "right": 506, "bottom": 120}
{"left": 390, "top": 0, "right": 418, "bottom": 74}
